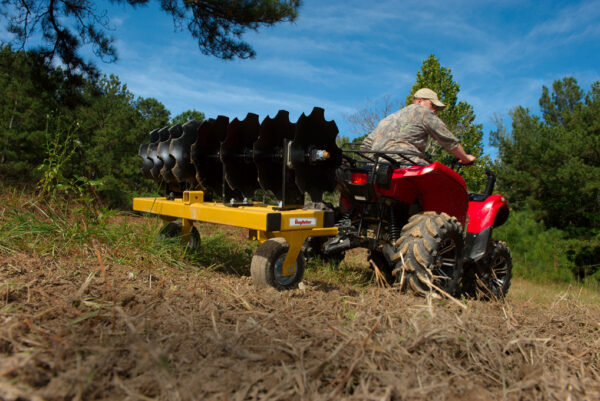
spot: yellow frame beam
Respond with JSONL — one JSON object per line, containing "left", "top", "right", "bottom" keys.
{"left": 133, "top": 191, "right": 338, "bottom": 276}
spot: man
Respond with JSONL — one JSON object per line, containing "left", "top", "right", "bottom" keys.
{"left": 361, "top": 88, "right": 476, "bottom": 165}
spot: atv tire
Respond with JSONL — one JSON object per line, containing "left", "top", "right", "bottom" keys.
{"left": 251, "top": 238, "right": 305, "bottom": 290}
{"left": 462, "top": 241, "right": 512, "bottom": 300}
{"left": 392, "top": 212, "right": 464, "bottom": 296}
{"left": 484, "top": 241, "right": 513, "bottom": 299}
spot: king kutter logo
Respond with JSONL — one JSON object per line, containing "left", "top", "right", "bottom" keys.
{"left": 289, "top": 217, "right": 317, "bottom": 227}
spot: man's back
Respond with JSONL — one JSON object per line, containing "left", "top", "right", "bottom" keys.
{"left": 362, "top": 104, "right": 458, "bottom": 163}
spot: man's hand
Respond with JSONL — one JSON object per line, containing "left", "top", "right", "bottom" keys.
{"left": 451, "top": 144, "right": 476, "bottom": 165}
{"left": 460, "top": 154, "right": 477, "bottom": 165}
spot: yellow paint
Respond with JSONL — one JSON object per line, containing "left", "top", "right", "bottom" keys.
{"left": 133, "top": 191, "right": 339, "bottom": 277}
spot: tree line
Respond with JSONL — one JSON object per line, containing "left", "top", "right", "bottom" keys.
{"left": 345, "top": 55, "right": 600, "bottom": 284}
{"left": 1, "top": 45, "right": 599, "bottom": 284}
{"left": 491, "top": 77, "right": 600, "bottom": 283}
{"left": 0, "top": 44, "right": 204, "bottom": 207}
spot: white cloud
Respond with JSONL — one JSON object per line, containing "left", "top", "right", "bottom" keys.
{"left": 98, "top": 0, "right": 600, "bottom": 143}
{"left": 109, "top": 16, "right": 125, "bottom": 29}
{"left": 528, "top": 0, "right": 600, "bottom": 37}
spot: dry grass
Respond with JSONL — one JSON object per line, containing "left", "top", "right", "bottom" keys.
{"left": 1, "top": 191, "right": 599, "bottom": 400}
{"left": 2, "top": 253, "right": 600, "bottom": 400}
{"left": 508, "top": 277, "right": 600, "bottom": 305}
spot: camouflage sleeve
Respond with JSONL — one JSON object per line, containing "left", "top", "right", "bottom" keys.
{"left": 361, "top": 133, "right": 374, "bottom": 150}
{"left": 423, "top": 112, "right": 459, "bottom": 152}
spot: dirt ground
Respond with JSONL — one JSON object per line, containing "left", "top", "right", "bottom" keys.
{"left": 1, "top": 228, "right": 600, "bottom": 401}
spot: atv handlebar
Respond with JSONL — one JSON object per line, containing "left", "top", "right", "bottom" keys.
{"left": 450, "top": 158, "right": 497, "bottom": 196}
{"left": 449, "top": 157, "right": 476, "bottom": 170}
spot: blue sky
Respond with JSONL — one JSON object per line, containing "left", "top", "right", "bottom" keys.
{"left": 6, "top": 0, "right": 600, "bottom": 155}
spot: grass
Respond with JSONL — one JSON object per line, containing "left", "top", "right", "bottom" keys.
{"left": 1, "top": 187, "right": 598, "bottom": 307}
{"left": 508, "top": 277, "right": 600, "bottom": 305}
{"left": 2, "top": 190, "right": 600, "bottom": 401}
{"left": 0, "top": 189, "right": 253, "bottom": 277}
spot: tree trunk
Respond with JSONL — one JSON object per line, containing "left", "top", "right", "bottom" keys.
{"left": 1, "top": 99, "right": 17, "bottom": 164}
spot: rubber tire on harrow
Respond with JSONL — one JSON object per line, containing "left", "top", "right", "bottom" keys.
{"left": 251, "top": 238, "right": 305, "bottom": 290}
{"left": 157, "top": 221, "right": 201, "bottom": 251}
{"left": 484, "top": 241, "right": 513, "bottom": 299}
{"left": 392, "top": 211, "right": 464, "bottom": 297}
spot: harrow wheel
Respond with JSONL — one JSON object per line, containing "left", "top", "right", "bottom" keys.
{"left": 157, "top": 221, "right": 201, "bottom": 251}
{"left": 251, "top": 238, "right": 305, "bottom": 290}
{"left": 392, "top": 212, "right": 464, "bottom": 297}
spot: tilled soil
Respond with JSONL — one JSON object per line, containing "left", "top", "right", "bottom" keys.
{"left": 1, "top": 248, "right": 599, "bottom": 401}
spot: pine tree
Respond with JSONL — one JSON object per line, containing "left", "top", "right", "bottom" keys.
{"left": 172, "top": 110, "right": 206, "bottom": 125}
{"left": 1, "top": 0, "right": 301, "bottom": 76}
{"left": 407, "top": 55, "right": 488, "bottom": 191}
{"left": 491, "top": 77, "right": 600, "bottom": 230}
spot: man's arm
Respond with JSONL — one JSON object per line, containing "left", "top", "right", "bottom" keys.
{"left": 422, "top": 109, "right": 476, "bottom": 164}
{"left": 451, "top": 144, "right": 476, "bottom": 164}
{"left": 360, "top": 135, "right": 374, "bottom": 150}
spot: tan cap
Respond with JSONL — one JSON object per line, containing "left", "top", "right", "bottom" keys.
{"left": 413, "top": 88, "right": 445, "bottom": 110}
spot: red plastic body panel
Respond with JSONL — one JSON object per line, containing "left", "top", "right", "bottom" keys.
{"left": 466, "top": 194, "right": 509, "bottom": 233}
{"left": 376, "top": 162, "right": 469, "bottom": 225}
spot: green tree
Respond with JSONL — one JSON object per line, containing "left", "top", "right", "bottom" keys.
{"left": 135, "top": 97, "right": 171, "bottom": 135}
{"left": 172, "top": 109, "right": 205, "bottom": 125}
{"left": 0, "top": 45, "right": 78, "bottom": 181}
{"left": 491, "top": 77, "right": 600, "bottom": 230}
{"left": 1, "top": 0, "right": 301, "bottom": 75}
{"left": 0, "top": 45, "right": 192, "bottom": 207}
{"left": 406, "top": 55, "right": 488, "bottom": 191}
{"left": 72, "top": 75, "right": 169, "bottom": 206}
{"left": 346, "top": 55, "right": 488, "bottom": 191}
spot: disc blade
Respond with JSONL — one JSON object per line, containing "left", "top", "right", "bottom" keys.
{"left": 139, "top": 128, "right": 159, "bottom": 179}
{"left": 254, "top": 110, "right": 302, "bottom": 204}
{"left": 191, "top": 116, "right": 229, "bottom": 193}
{"left": 220, "top": 113, "right": 260, "bottom": 198}
{"left": 291, "top": 107, "right": 342, "bottom": 202}
{"left": 159, "top": 124, "right": 183, "bottom": 186}
{"left": 171, "top": 120, "right": 201, "bottom": 185}
{"left": 150, "top": 126, "right": 170, "bottom": 181}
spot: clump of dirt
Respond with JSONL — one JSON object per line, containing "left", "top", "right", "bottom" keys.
{"left": 1, "top": 249, "right": 599, "bottom": 401}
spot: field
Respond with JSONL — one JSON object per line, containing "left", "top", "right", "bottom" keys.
{"left": 1, "top": 193, "right": 599, "bottom": 400}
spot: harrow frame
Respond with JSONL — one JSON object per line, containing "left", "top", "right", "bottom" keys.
{"left": 133, "top": 190, "right": 338, "bottom": 281}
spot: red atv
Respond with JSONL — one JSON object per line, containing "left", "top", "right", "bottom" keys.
{"left": 304, "top": 150, "right": 512, "bottom": 298}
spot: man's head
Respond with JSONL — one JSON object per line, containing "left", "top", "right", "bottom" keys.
{"left": 412, "top": 88, "right": 445, "bottom": 112}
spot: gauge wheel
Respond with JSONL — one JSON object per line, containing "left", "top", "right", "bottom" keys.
{"left": 157, "top": 221, "right": 201, "bottom": 251}
{"left": 251, "top": 238, "right": 305, "bottom": 290}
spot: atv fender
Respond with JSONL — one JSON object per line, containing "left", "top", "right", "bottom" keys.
{"left": 466, "top": 194, "right": 509, "bottom": 233}
{"left": 376, "top": 162, "right": 469, "bottom": 225}
{"left": 465, "top": 194, "right": 509, "bottom": 262}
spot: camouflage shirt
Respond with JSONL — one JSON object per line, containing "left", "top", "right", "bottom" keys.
{"left": 361, "top": 104, "right": 459, "bottom": 164}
